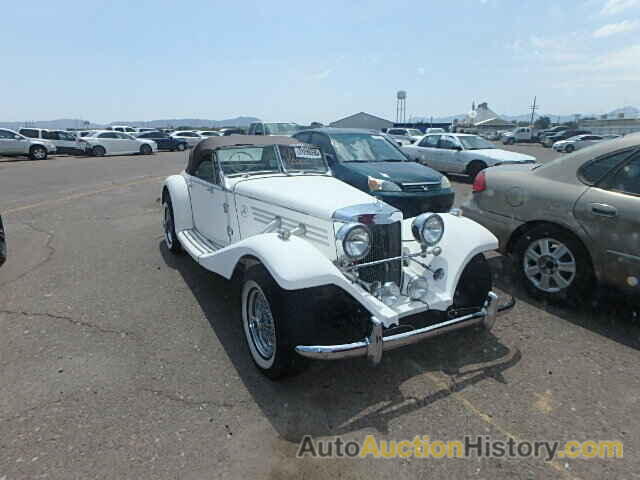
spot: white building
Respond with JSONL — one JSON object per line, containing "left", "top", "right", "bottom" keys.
{"left": 330, "top": 112, "right": 394, "bottom": 130}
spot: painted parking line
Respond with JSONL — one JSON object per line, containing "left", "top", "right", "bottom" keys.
{"left": 3, "top": 175, "right": 164, "bottom": 216}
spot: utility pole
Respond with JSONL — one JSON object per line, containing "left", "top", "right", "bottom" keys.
{"left": 529, "top": 96, "right": 538, "bottom": 127}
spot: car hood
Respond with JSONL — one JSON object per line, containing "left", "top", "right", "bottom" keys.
{"left": 468, "top": 149, "right": 536, "bottom": 163}
{"left": 232, "top": 175, "right": 378, "bottom": 219}
{"left": 342, "top": 161, "right": 442, "bottom": 183}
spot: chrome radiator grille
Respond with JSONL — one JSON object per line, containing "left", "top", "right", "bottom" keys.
{"left": 356, "top": 221, "right": 402, "bottom": 285}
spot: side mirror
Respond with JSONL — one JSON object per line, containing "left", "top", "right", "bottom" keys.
{"left": 454, "top": 145, "right": 462, "bottom": 151}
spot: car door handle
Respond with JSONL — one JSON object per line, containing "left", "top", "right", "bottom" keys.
{"left": 590, "top": 203, "right": 617, "bottom": 217}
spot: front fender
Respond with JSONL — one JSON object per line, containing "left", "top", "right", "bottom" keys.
{"left": 200, "top": 233, "right": 342, "bottom": 289}
{"left": 402, "top": 213, "right": 498, "bottom": 296}
{"left": 163, "top": 174, "right": 193, "bottom": 233}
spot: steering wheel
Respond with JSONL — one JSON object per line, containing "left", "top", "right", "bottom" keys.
{"left": 228, "top": 152, "right": 255, "bottom": 173}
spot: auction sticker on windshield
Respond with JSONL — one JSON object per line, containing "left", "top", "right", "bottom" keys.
{"left": 294, "top": 145, "right": 322, "bottom": 158}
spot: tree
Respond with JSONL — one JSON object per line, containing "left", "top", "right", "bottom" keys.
{"left": 533, "top": 116, "right": 551, "bottom": 129}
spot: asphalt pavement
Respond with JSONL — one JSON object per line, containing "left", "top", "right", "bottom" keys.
{"left": 1, "top": 144, "right": 639, "bottom": 479}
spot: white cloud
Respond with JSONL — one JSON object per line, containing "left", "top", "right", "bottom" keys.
{"left": 600, "top": 0, "right": 639, "bottom": 15}
{"left": 593, "top": 19, "right": 640, "bottom": 37}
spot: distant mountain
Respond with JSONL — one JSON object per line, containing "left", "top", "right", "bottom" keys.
{"left": 0, "top": 116, "right": 261, "bottom": 130}
{"left": 607, "top": 106, "right": 639, "bottom": 118}
{"left": 108, "top": 116, "right": 261, "bottom": 128}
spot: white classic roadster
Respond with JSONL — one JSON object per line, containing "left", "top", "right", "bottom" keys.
{"left": 162, "top": 136, "right": 514, "bottom": 379}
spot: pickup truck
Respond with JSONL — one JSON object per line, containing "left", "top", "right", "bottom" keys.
{"left": 501, "top": 127, "right": 541, "bottom": 145}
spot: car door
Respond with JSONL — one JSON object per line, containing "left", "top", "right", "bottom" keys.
{"left": 187, "top": 154, "right": 229, "bottom": 247}
{"left": 573, "top": 150, "right": 640, "bottom": 292}
{"left": 115, "top": 132, "right": 138, "bottom": 153}
{"left": 436, "top": 135, "right": 463, "bottom": 172}
{"left": 152, "top": 133, "right": 170, "bottom": 149}
{"left": 412, "top": 135, "right": 440, "bottom": 168}
{"left": 97, "top": 132, "right": 119, "bottom": 153}
{"left": 0, "top": 129, "right": 24, "bottom": 154}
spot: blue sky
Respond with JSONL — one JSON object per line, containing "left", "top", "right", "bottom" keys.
{"left": 2, "top": 0, "right": 640, "bottom": 123}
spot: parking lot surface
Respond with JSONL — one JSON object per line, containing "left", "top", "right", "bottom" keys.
{"left": 1, "top": 145, "right": 639, "bottom": 479}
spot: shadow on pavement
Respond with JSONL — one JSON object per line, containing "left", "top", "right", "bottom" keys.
{"left": 159, "top": 242, "right": 521, "bottom": 442}
{"left": 488, "top": 255, "right": 640, "bottom": 350}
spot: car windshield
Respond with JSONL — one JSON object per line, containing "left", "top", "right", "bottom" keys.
{"left": 217, "top": 145, "right": 327, "bottom": 176}
{"left": 264, "top": 123, "right": 300, "bottom": 135}
{"left": 406, "top": 129, "right": 423, "bottom": 136}
{"left": 458, "top": 135, "right": 495, "bottom": 150}
{"left": 330, "top": 133, "right": 407, "bottom": 162}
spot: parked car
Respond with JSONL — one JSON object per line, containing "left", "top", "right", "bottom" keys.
{"left": 552, "top": 134, "right": 611, "bottom": 153}
{"left": 293, "top": 128, "right": 455, "bottom": 217}
{"left": 462, "top": 134, "right": 640, "bottom": 302}
{"left": 0, "top": 128, "right": 56, "bottom": 160}
{"left": 501, "top": 126, "right": 541, "bottom": 145}
{"left": 135, "top": 131, "right": 188, "bottom": 151}
{"left": 403, "top": 133, "right": 537, "bottom": 179}
{"left": 0, "top": 214, "right": 6, "bottom": 268}
{"left": 248, "top": 122, "right": 302, "bottom": 136}
{"left": 170, "top": 131, "right": 203, "bottom": 147}
{"left": 110, "top": 125, "right": 137, "bottom": 134}
{"left": 538, "top": 126, "right": 569, "bottom": 143}
{"left": 219, "top": 128, "right": 246, "bottom": 136}
{"left": 81, "top": 130, "right": 157, "bottom": 156}
{"left": 425, "top": 128, "right": 446, "bottom": 134}
{"left": 196, "top": 130, "right": 222, "bottom": 138}
{"left": 542, "top": 129, "right": 591, "bottom": 148}
{"left": 135, "top": 127, "right": 157, "bottom": 133}
{"left": 161, "top": 135, "right": 513, "bottom": 378}
{"left": 386, "top": 128, "right": 423, "bottom": 145}
{"left": 18, "top": 128, "right": 84, "bottom": 155}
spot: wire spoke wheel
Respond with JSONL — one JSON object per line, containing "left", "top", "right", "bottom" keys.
{"left": 523, "top": 238, "right": 576, "bottom": 293}
{"left": 246, "top": 286, "right": 276, "bottom": 360}
{"left": 163, "top": 203, "right": 174, "bottom": 249}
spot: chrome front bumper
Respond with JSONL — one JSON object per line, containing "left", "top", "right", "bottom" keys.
{"left": 295, "top": 292, "right": 515, "bottom": 365}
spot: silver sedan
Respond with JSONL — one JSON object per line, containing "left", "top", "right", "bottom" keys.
{"left": 462, "top": 134, "right": 640, "bottom": 302}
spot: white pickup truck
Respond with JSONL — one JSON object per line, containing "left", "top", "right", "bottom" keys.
{"left": 501, "top": 127, "right": 541, "bottom": 145}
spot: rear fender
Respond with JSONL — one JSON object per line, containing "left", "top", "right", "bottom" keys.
{"left": 163, "top": 174, "right": 193, "bottom": 232}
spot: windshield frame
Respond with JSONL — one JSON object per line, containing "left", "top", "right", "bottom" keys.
{"left": 329, "top": 132, "right": 409, "bottom": 163}
{"left": 458, "top": 135, "right": 496, "bottom": 150}
{"left": 216, "top": 144, "right": 329, "bottom": 179}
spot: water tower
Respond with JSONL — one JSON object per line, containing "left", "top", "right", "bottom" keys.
{"left": 396, "top": 90, "right": 407, "bottom": 123}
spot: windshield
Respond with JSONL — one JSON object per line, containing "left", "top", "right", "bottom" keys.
{"left": 330, "top": 133, "right": 407, "bottom": 162}
{"left": 458, "top": 135, "right": 495, "bottom": 150}
{"left": 217, "top": 145, "right": 327, "bottom": 176}
{"left": 264, "top": 123, "right": 300, "bottom": 135}
{"left": 406, "top": 129, "right": 423, "bottom": 136}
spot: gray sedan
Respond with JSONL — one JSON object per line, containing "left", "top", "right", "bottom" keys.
{"left": 462, "top": 134, "right": 640, "bottom": 302}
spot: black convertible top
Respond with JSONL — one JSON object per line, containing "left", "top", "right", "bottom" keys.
{"left": 186, "top": 135, "right": 299, "bottom": 174}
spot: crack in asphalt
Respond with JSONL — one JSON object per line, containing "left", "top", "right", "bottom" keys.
{"left": 0, "top": 219, "right": 56, "bottom": 293}
{"left": 0, "top": 393, "right": 80, "bottom": 424}
{"left": 0, "top": 309, "right": 137, "bottom": 338}
{"left": 139, "top": 387, "right": 249, "bottom": 409}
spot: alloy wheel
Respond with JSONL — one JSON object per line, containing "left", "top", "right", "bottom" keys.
{"left": 523, "top": 238, "right": 577, "bottom": 293}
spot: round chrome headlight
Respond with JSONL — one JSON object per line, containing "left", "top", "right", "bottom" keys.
{"left": 337, "top": 223, "right": 371, "bottom": 261}
{"left": 411, "top": 213, "right": 445, "bottom": 246}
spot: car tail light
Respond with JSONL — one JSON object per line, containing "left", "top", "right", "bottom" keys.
{"left": 472, "top": 171, "right": 487, "bottom": 193}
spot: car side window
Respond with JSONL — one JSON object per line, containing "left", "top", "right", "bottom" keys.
{"left": 310, "top": 133, "right": 335, "bottom": 157}
{"left": 99, "top": 132, "right": 118, "bottom": 139}
{"left": 42, "top": 131, "right": 58, "bottom": 140}
{"left": 438, "top": 135, "right": 459, "bottom": 150}
{"left": 579, "top": 150, "right": 633, "bottom": 185}
{"left": 20, "top": 129, "right": 39, "bottom": 138}
{"left": 0, "top": 130, "right": 16, "bottom": 139}
{"left": 605, "top": 156, "right": 640, "bottom": 195}
{"left": 193, "top": 157, "right": 216, "bottom": 182}
{"left": 419, "top": 135, "right": 440, "bottom": 147}
{"left": 254, "top": 124, "right": 264, "bottom": 135}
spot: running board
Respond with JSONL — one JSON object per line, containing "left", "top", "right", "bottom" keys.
{"left": 177, "top": 229, "right": 221, "bottom": 259}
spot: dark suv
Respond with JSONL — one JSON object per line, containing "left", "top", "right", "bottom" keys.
{"left": 293, "top": 128, "right": 454, "bottom": 217}
{"left": 542, "top": 129, "right": 591, "bottom": 147}
{"left": 135, "top": 131, "right": 188, "bottom": 151}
